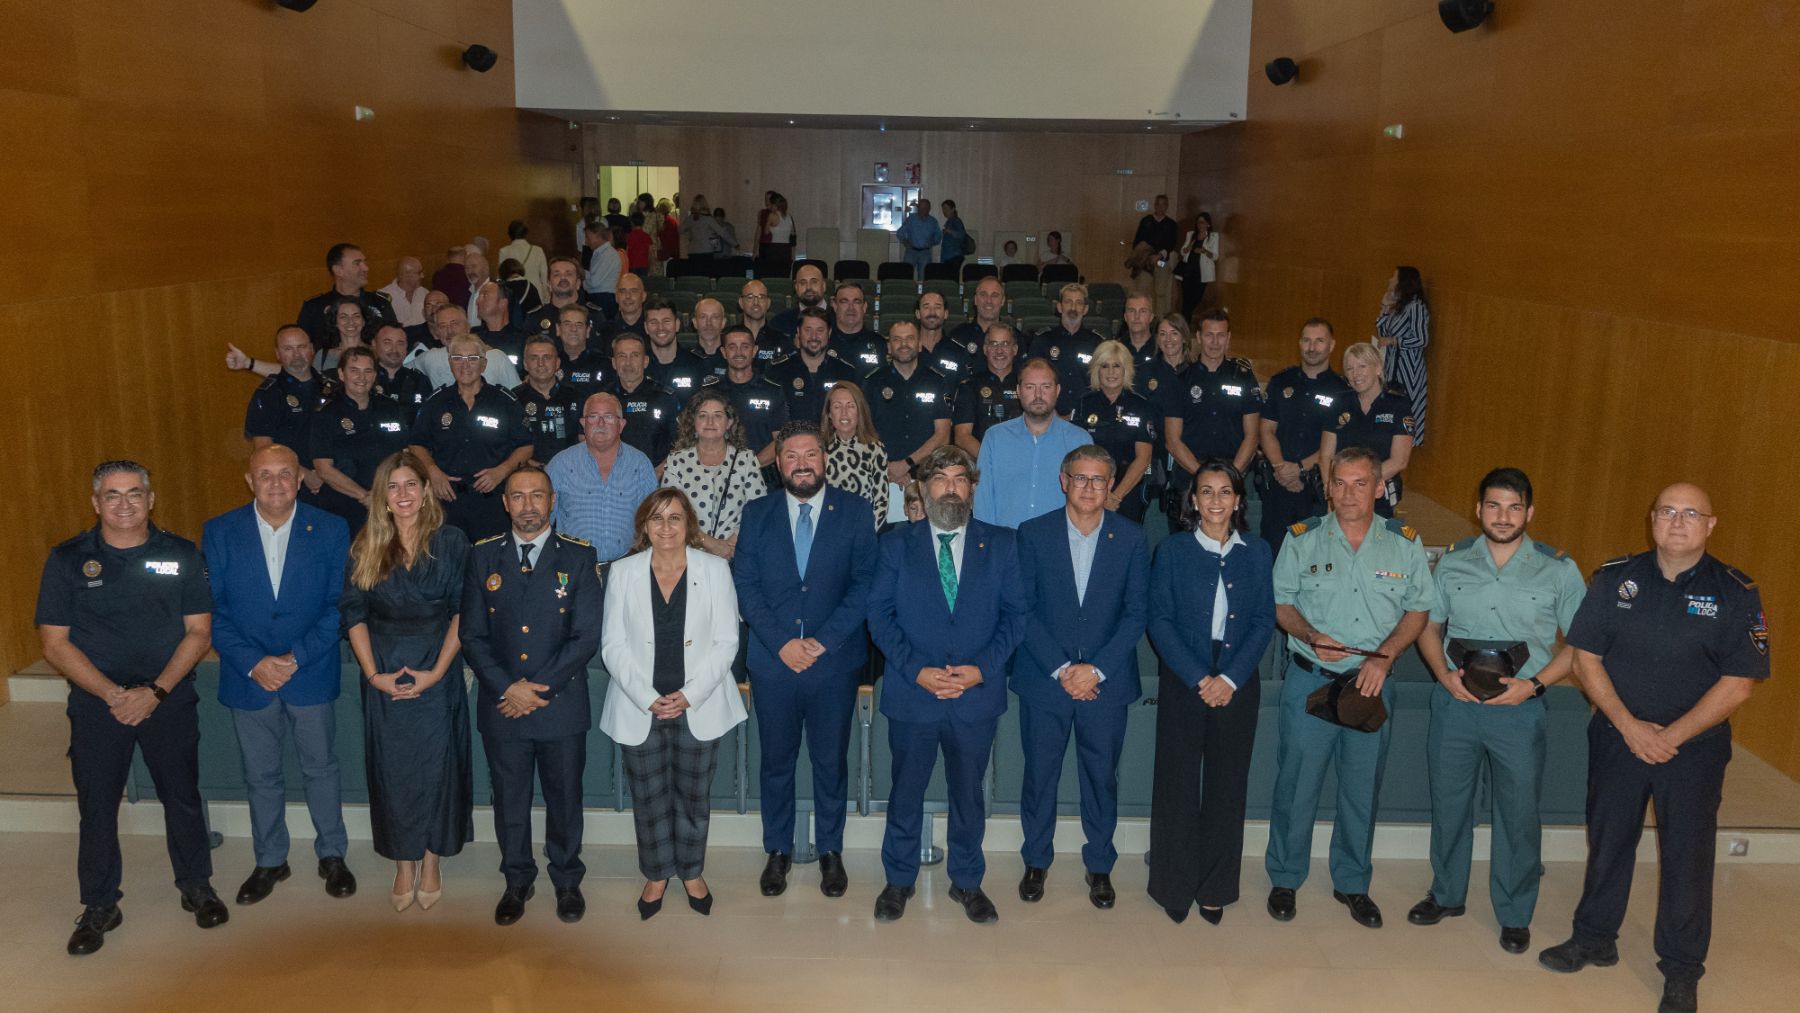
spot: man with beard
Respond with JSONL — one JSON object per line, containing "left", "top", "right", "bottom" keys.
{"left": 1258, "top": 318, "right": 1351, "bottom": 555}
{"left": 770, "top": 261, "right": 832, "bottom": 338}
{"left": 827, "top": 282, "right": 885, "bottom": 375}
{"left": 1166, "top": 309, "right": 1262, "bottom": 485}
{"left": 861, "top": 320, "right": 953, "bottom": 494}
{"left": 460, "top": 465, "right": 602, "bottom": 926}
{"left": 1028, "top": 284, "right": 1104, "bottom": 416}
{"left": 732, "top": 422, "right": 878, "bottom": 899}
{"left": 953, "top": 324, "right": 1023, "bottom": 457}
{"left": 1406, "top": 468, "right": 1586, "bottom": 956}
{"left": 868, "top": 446, "right": 1028, "bottom": 924}
{"left": 766, "top": 307, "right": 860, "bottom": 421}
{"left": 914, "top": 291, "right": 975, "bottom": 382}
{"left": 527, "top": 257, "right": 608, "bottom": 349}
{"left": 601, "top": 335, "right": 681, "bottom": 470}
{"left": 410, "top": 305, "right": 521, "bottom": 391}
{"left": 370, "top": 325, "right": 430, "bottom": 411}
{"left": 972, "top": 358, "right": 1092, "bottom": 529}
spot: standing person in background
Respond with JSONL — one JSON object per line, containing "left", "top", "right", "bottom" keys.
{"left": 939, "top": 200, "right": 970, "bottom": 274}
{"left": 683, "top": 195, "right": 714, "bottom": 263}
{"left": 583, "top": 222, "right": 621, "bottom": 321}
{"left": 605, "top": 198, "right": 631, "bottom": 240}
{"left": 754, "top": 190, "right": 777, "bottom": 256}
{"left": 1037, "top": 231, "right": 1072, "bottom": 269}
{"left": 1177, "top": 212, "right": 1219, "bottom": 323}
{"left": 897, "top": 198, "right": 941, "bottom": 280}
{"left": 1131, "top": 196, "right": 1179, "bottom": 316}
{"left": 624, "top": 213, "right": 653, "bottom": 278}
{"left": 656, "top": 199, "right": 682, "bottom": 269}
{"left": 498, "top": 220, "right": 548, "bottom": 299}
{"left": 712, "top": 207, "right": 741, "bottom": 258}
{"left": 1374, "top": 265, "right": 1430, "bottom": 446}
{"left": 433, "top": 245, "right": 471, "bottom": 309}
{"left": 575, "top": 197, "right": 601, "bottom": 260}
{"left": 379, "top": 257, "right": 429, "bottom": 328}
{"left": 763, "top": 194, "right": 795, "bottom": 272}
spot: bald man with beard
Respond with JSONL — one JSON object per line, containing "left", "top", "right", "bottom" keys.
{"left": 1538, "top": 483, "right": 1768, "bottom": 1013}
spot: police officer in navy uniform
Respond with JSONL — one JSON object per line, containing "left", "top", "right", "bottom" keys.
{"left": 1538, "top": 483, "right": 1769, "bottom": 1013}
{"left": 310, "top": 346, "right": 412, "bottom": 528}
{"left": 915, "top": 292, "right": 977, "bottom": 382}
{"left": 409, "top": 334, "right": 535, "bottom": 540}
{"left": 603, "top": 333, "right": 682, "bottom": 470}
{"left": 861, "top": 320, "right": 954, "bottom": 490}
{"left": 1029, "top": 283, "right": 1105, "bottom": 416}
{"left": 1318, "top": 342, "right": 1416, "bottom": 519}
{"left": 526, "top": 256, "right": 609, "bottom": 351}
{"left": 1072, "top": 340, "right": 1157, "bottom": 523}
{"left": 370, "top": 325, "right": 431, "bottom": 413}
{"left": 765, "top": 307, "right": 861, "bottom": 422}
{"left": 705, "top": 324, "right": 791, "bottom": 475}
{"left": 1164, "top": 310, "right": 1262, "bottom": 507}
{"left": 946, "top": 276, "right": 1007, "bottom": 364}
{"left": 552, "top": 304, "right": 612, "bottom": 399}
{"left": 1259, "top": 318, "right": 1351, "bottom": 554}
{"left": 245, "top": 325, "right": 339, "bottom": 505}
{"left": 472, "top": 281, "right": 533, "bottom": 370}
{"left": 402, "top": 290, "right": 450, "bottom": 353}
{"left": 953, "top": 323, "right": 1023, "bottom": 457}
{"left": 460, "top": 465, "right": 603, "bottom": 926}
{"left": 513, "top": 334, "right": 585, "bottom": 466}
{"left": 827, "top": 282, "right": 886, "bottom": 375}
{"left": 39, "top": 460, "right": 227, "bottom": 955}
{"left": 295, "top": 243, "right": 395, "bottom": 348}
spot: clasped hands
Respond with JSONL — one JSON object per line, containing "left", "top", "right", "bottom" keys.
{"left": 917, "top": 665, "right": 984, "bottom": 699}
{"left": 649, "top": 690, "right": 690, "bottom": 720}
{"left": 779, "top": 637, "right": 827, "bottom": 673}
{"left": 105, "top": 684, "right": 160, "bottom": 726}
{"left": 499, "top": 678, "right": 552, "bottom": 718}
{"left": 370, "top": 667, "right": 437, "bottom": 701}
{"left": 1436, "top": 668, "right": 1537, "bottom": 707}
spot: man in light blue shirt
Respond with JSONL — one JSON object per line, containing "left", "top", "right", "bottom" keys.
{"left": 546, "top": 392, "right": 657, "bottom": 562}
{"left": 973, "top": 358, "right": 1092, "bottom": 528}
{"left": 896, "top": 198, "right": 942, "bottom": 280}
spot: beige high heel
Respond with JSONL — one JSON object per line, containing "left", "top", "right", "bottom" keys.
{"left": 391, "top": 861, "right": 418, "bottom": 912}
{"left": 416, "top": 856, "right": 443, "bottom": 910}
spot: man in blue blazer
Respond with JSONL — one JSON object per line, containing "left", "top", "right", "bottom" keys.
{"left": 734, "top": 421, "right": 878, "bottom": 899}
{"left": 203, "top": 445, "right": 356, "bottom": 906}
{"left": 868, "top": 445, "right": 1028, "bottom": 924}
{"left": 1012, "top": 445, "right": 1150, "bottom": 910}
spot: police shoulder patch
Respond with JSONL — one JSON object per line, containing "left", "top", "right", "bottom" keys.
{"left": 473, "top": 533, "right": 506, "bottom": 545}
{"left": 1725, "top": 565, "right": 1757, "bottom": 590}
{"left": 556, "top": 532, "right": 592, "bottom": 547}
{"left": 1530, "top": 540, "right": 1569, "bottom": 561}
{"left": 1230, "top": 355, "right": 1255, "bottom": 373}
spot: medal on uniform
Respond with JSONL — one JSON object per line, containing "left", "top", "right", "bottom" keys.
{"left": 82, "top": 560, "right": 102, "bottom": 578}
{"left": 1086, "top": 413, "right": 1099, "bottom": 425}
{"left": 285, "top": 394, "right": 300, "bottom": 408}
{"left": 340, "top": 416, "right": 354, "bottom": 432}
{"left": 486, "top": 573, "right": 502, "bottom": 591}
{"left": 555, "top": 572, "right": 569, "bottom": 598}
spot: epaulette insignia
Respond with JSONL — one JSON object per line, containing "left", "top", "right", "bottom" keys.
{"left": 1531, "top": 541, "right": 1569, "bottom": 560}
{"left": 557, "top": 532, "right": 592, "bottom": 547}
{"left": 473, "top": 534, "right": 505, "bottom": 545}
{"left": 1290, "top": 516, "right": 1322, "bottom": 537}
{"left": 1726, "top": 565, "right": 1757, "bottom": 590}
{"left": 1449, "top": 536, "right": 1479, "bottom": 553}
{"left": 1383, "top": 517, "right": 1417, "bottom": 540}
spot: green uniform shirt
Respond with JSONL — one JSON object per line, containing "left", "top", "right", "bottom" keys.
{"left": 1272, "top": 513, "right": 1440, "bottom": 666}
{"left": 1428, "top": 533, "right": 1586, "bottom": 683}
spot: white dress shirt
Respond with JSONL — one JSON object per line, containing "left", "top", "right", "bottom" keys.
{"left": 928, "top": 522, "right": 966, "bottom": 580}
{"left": 1194, "top": 526, "right": 1246, "bottom": 688}
{"left": 378, "top": 281, "right": 428, "bottom": 327}
{"left": 254, "top": 505, "right": 295, "bottom": 598}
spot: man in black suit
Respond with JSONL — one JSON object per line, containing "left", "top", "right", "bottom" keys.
{"left": 460, "top": 465, "right": 603, "bottom": 926}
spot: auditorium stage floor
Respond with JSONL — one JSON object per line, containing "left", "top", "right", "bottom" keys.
{"left": 1, "top": 832, "right": 1797, "bottom": 1012}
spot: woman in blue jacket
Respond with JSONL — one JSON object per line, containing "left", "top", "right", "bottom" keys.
{"left": 1147, "top": 458, "right": 1276, "bottom": 924}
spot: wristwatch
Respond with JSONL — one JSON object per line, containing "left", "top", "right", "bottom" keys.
{"left": 1529, "top": 676, "right": 1546, "bottom": 698}
{"left": 148, "top": 683, "right": 169, "bottom": 701}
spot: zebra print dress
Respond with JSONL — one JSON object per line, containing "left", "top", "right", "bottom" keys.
{"left": 1376, "top": 299, "right": 1431, "bottom": 446}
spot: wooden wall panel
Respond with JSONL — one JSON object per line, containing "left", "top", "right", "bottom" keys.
{"left": 1183, "top": 0, "right": 1800, "bottom": 777}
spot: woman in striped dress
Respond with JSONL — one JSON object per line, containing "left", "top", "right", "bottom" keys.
{"left": 1374, "top": 265, "right": 1430, "bottom": 446}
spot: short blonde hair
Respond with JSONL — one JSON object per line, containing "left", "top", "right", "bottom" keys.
{"left": 1087, "top": 339, "right": 1137, "bottom": 391}
{"left": 446, "top": 333, "right": 489, "bottom": 357}
{"left": 1342, "top": 341, "right": 1385, "bottom": 373}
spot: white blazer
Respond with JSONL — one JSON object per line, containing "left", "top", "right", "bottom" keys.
{"left": 599, "top": 547, "right": 747, "bottom": 746}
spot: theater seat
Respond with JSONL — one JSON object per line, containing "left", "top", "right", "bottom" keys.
{"left": 1000, "top": 263, "right": 1039, "bottom": 283}
{"left": 877, "top": 262, "right": 915, "bottom": 281}
{"left": 1088, "top": 282, "right": 1127, "bottom": 304}
{"left": 922, "top": 263, "right": 960, "bottom": 282}
{"left": 1041, "top": 263, "right": 1080, "bottom": 285}
{"left": 961, "top": 262, "right": 997, "bottom": 283}
{"left": 833, "top": 259, "right": 871, "bottom": 280}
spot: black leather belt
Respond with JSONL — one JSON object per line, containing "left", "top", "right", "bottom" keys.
{"left": 1290, "top": 652, "right": 1356, "bottom": 679}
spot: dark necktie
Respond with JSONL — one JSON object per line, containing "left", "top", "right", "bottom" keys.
{"left": 519, "top": 542, "right": 535, "bottom": 573}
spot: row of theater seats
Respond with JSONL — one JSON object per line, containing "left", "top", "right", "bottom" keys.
{"left": 660, "top": 255, "right": 1083, "bottom": 286}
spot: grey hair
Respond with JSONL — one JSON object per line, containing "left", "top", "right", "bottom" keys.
{"left": 92, "top": 460, "right": 151, "bottom": 495}
{"left": 1060, "top": 444, "right": 1116, "bottom": 477}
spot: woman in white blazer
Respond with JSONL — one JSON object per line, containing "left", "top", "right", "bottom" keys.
{"left": 600, "top": 487, "right": 746, "bottom": 919}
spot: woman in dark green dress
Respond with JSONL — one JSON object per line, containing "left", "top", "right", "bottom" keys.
{"left": 343, "top": 450, "right": 473, "bottom": 912}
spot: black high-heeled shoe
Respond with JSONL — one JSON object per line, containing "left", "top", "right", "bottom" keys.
{"left": 687, "top": 890, "right": 713, "bottom": 916}
{"left": 637, "top": 886, "right": 664, "bottom": 921}
{"left": 1164, "top": 905, "right": 1189, "bottom": 924}
{"left": 1199, "top": 905, "right": 1223, "bottom": 925}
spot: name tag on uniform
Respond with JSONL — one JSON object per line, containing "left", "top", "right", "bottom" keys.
{"left": 1375, "top": 413, "right": 1395, "bottom": 424}
{"left": 1685, "top": 595, "right": 1719, "bottom": 618}
{"left": 144, "top": 561, "right": 181, "bottom": 576}
{"left": 750, "top": 398, "right": 772, "bottom": 410}
{"left": 672, "top": 377, "right": 693, "bottom": 389}
{"left": 915, "top": 392, "right": 936, "bottom": 404}
{"left": 477, "top": 415, "right": 500, "bottom": 429}
{"left": 1122, "top": 413, "right": 1142, "bottom": 428}
{"left": 1221, "top": 384, "right": 1243, "bottom": 396}
{"left": 1077, "top": 353, "right": 1093, "bottom": 364}
{"left": 1314, "top": 395, "right": 1335, "bottom": 407}
{"left": 379, "top": 422, "right": 402, "bottom": 432}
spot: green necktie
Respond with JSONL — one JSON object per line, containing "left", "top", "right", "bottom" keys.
{"left": 937, "top": 532, "right": 958, "bottom": 611}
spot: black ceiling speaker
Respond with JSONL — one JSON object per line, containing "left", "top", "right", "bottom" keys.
{"left": 275, "top": 0, "right": 319, "bottom": 10}
{"left": 1439, "top": 0, "right": 1494, "bottom": 33}
{"left": 462, "top": 44, "right": 498, "bottom": 73}
{"left": 1265, "top": 57, "right": 1299, "bottom": 86}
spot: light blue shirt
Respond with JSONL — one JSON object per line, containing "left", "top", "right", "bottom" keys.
{"left": 897, "top": 213, "right": 941, "bottom": 252}
{"left": 972, "top": 416, "right": 1093, "bottom": 528}
{"left": 546, "top": 441, "right": 658, "bottom": 563}
{"left": 584, "top": 244, "right": 621, "bottom": 296}
{"left": 1066, "top": 515, "right": 1100, "bottom": 606}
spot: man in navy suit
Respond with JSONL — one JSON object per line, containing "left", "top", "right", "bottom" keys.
{"left": 461, "top": 465, "right": 603, "bottom": 926}
{"left": 1012, "top": 445, "right": 1150, "bottom": 909}
{"left": 733, "top": 421, "right": 878, "bottom": 899}
{"left": 868, "top": 445, "right": 1028, "bottom": 924}
{"left": 203, "top": 445, "right": 356, "bottom": 906}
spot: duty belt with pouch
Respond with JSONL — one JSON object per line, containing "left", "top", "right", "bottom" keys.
{"left": 1446, "top": 639, "right": 1530, "bottom": 702}
{"left": 1293, "top": 652, "right": 1387, "bottom": 733}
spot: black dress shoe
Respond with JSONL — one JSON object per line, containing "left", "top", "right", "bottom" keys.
{"left": 1333, "top": 891, "right": 1383, "bottom": 929}
{"left": 494, "top": 884, "right": 534, "bottom": 926}
{"left": 556, "top": 887, "right": 585, "bottom": 923}
{"left": 818, "top": 852, "right": 848, "bottom": 898}
{"left": 1406, "top": 896, "right": 1465, "bottom": 925}
{"left": 760, "top": 853, "right": 792, "bottom": 897}
{"left": 1538, "top": 937, "right": 1619, "bottom": 973}
{"left": 1084, "top": 872, "right": 1115, "bottom": 910}
{"left": 235, "top": 863, "right": 290, "bottom": 905}
{"left": 1267, "top": 887, "right": 1297, "bottom": 922}
{"left": 318, "top": 857, "right": 357, "bottom": 898}
{"left": 1198, "top": 906, "right": 1223, "bottom": 925}
{"left": 1659, "top": 977, "right": 1698, "bottom": 1013}
{"left": 180, "top": 886, "right": 230, "bottom": 929}
{"left": 1500, "top": 926, "right": 1531, "bottom": 954}
{"left": 947, "top": 886, "right": 999, "bottom": 924}
{"left": 1018, "top": 866, "right": 1047, "bottom": 903}
{"left": 873, "top": 884, "right": 914, "bottom": 922}
{"left": 66, "top": 905, "right": 122, "bottom": 956}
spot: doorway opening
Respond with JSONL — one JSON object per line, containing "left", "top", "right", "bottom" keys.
{"left": 597, "top": 165, "right": 681, "bottom": 217}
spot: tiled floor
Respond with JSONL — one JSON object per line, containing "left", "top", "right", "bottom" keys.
{"left": 3, "top": 831, "right": 1799, "bottom": 1012}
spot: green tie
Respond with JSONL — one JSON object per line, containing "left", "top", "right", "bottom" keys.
{"left": 937, "top": 532, "right": 958, "bottom": 611}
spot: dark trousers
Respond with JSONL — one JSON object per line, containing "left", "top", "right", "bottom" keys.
{"left": 1148, "top": 661, "right": 1260, "bottom": 910}
{"left": 443, "top": 488, "right": 508, "bottom": 542}
{"left": 1572, "top": 716, "right": 1731, "bottom": 983}
{"left": 761, "top": 243, "right": 794, "bottom": 272}
{"left": 881, "top": 716, "right": 997, "bottom": 890}
{"left": 621, "top": 717, "right": 718, "bottom": 881}
{"left": 1018, "top": 697, "right": 1128, "bottom": 873}
{"left": 1260, "top": 476, "right": 1325, "bottom": 558}
{"left": 483, "top": 732, "right": 587, "bottom": 891}
{"left": 69, "top": 683, "right": 212, "bottom": 907}
{"left": 750, "top": 664, "right": 858, "bottom": 855}
{"left": 1181, "top": 279, "right": 1208, "bottom": 323}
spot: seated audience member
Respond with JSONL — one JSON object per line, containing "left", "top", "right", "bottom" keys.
{"left": 996, "top": 239, "right": 1022, "bottom": 269}
{"left": 1037, "top": 231, "right": 1072, "bottom": 268}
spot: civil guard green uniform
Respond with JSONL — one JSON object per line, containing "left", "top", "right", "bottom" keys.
{"left": 1266, "top": 514, "right": 1439, "bottom": 897}
{"left": 1424, "top": 534, "right": 1585, "bottom": 932}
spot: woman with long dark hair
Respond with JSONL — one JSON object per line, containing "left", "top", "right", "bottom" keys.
{"left": 1374, "top": 265, "right": 1430, "bottom": 445}
{"left": 1177, "top": 211, "right": 1219, "bottom": 321}
{"left": 1140, "top": 313, "right": 1195, "bottom": 521}
{"left": 342, "top": 450, "right": 474, "bottom": 912}
{"left": 1146, "top": 458, "right": 1275, "bottom": 924}
{"left": 661, "top": 389, "right": 766, "bottom": 560}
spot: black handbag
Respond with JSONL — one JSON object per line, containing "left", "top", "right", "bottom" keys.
{"left": 1446, "top": 639, "right": 1530, "bottom": 701}
{"left": 1304, "top": 676, "right": 1388, "bottom": 733}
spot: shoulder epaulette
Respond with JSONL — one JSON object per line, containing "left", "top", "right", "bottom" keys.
{"left": 1448, "top": 535, "right": 1479, "bottom": 553}
{"left": 473, "top": 533, "right": 505, "bottom": 546}
{"left": 1530, "top": 540, "right": 1569, "bottom": 561}
{"left": 1590, "top": 554, "right": 1632, "bottom": 579}
{"left": 367, "top": 289, "right": 393, "bottom": 305}
{"left": 491, "top": 386, "right": 520, "bottom": 402}
{"left": 255, "top": 374, "right": 279, "bottom": 391}
{"left": 1230, "top": 355, "right": 1256, "bottom": 373}
{"left": 1725, "top": 565, "right": 1757, "bottom": 590}
{"left": 700, "top": 374, "right": 721, "bottom": 386}
{"left": 556, "top": 532, "right": 591, "bottom": 547}
{"left": 1289, "top": 516, "right": 1324, "bottom": 537}
{"left": 1384, "top": 517, "right": 1419, "bottom": 541}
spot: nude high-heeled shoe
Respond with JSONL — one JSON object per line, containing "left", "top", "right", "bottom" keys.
{"left": 416, "top": 857, "right": 443, "bottom": 910}
{"left": 391, "top": 861, "right": 418, "bottom": 912}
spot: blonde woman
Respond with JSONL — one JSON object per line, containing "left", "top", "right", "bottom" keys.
{"left": 1317, "top": 342, "right": 1415, "bottom": 517}
{"left": 661, "top": 388, "right": 768, "bottom": 560}
{"left": 342, "top": 450, "right": 473, "bottom": 912}
{"left": 1073, "top": 340, "right": 1155, "bottom": 521}
{"left": 820, "top": 382, "right": 887, "bottom": 527}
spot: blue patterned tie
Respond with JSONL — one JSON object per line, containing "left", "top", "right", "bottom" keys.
{"left": 937, "top": 532, "right": 958, "bottom": 611}
{"left": 794, "top": 502, "right": 814, "bottom": 577}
